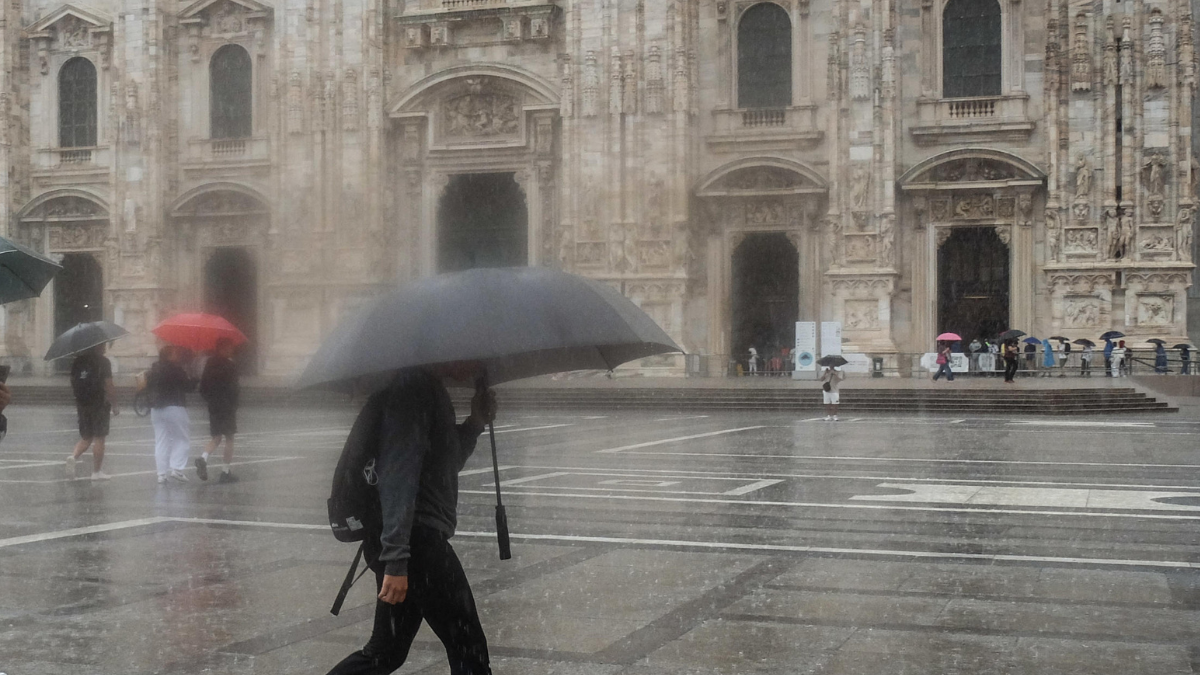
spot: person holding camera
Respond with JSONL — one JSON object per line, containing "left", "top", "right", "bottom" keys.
{"left": 820, "top": 365, "right": 845, "bottom": 422}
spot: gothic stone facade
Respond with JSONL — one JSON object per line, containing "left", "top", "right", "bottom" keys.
{"left": 0, "top": 0, "right": 1194, "bottom": 375}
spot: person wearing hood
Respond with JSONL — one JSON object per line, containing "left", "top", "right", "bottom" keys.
{"left": 1182, "top": 345, "right": 1192, "bottom": 375}
{"left": 1154, "top": 343, "right": 1168, "bottom": 374}
{"left": 1041, "top": 339, "right": 1056, "bottom": 376}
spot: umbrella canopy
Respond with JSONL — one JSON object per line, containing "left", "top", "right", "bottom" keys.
{"left": 1048, "top": 336, "right": 1069, "bottom": 342}
{"left": 1173, "top": 343, "right": 1193, "bottom": 350}
{"left": 817, "top": 355, "right": 848, "bottom": 368}
{"left": 298, "top": 267, "right": 683, "bottom": 391}
{"left": 44, "top": 321, "right": 128, "bottom": 361}
{"left": 1100, "top": 330, "right": 1125, "bottom": 340}
{"left": 1023, "top": 337, "right": 1042, "bottom": 345}
{"left": 152, "top": 313, "right": 248, "bottom": 352}
{"left": 935, "top": 332, "right": 962, "bottom": 342}
{"left": 1072, "top": 338, "right": 1096, "bottom": 347}
{"left": 0, "top": 236, "right": 61, "bottom": 305}
{"left": 998, "top": 329, "right": 1026, "bottom": 341}
{"left": 1146, "top": 338, "right": 1167, "bottom": 345}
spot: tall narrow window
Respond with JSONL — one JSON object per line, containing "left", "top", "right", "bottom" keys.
{"left": 737, "top": 3, "right": 792, "bottom": 109}
{"left": 59, "top": 57, "right": 97, "bottom": 148}
{"left": 210, "top": 44, "right": 253, "bottom": 139}
{"left": 942, "top": 0, "right": 1002, "bottom": 98}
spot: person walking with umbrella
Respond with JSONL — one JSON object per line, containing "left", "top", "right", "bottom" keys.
{"left": 1112, "top": 340, "right": 1127, "bottom": 377}
{"left": 196, "top": 338, "right": 240, "bottom": 483}
{"left": 933, "top": 341, "right": 955, "bottom": 382}
{"left": 65, "top": 344, "right": 118, "bottom": 480}
{"left": 149, "top": 346, "right": 196, "bottom": 483}
{"left": 818, "top": 356, "right": 846, "bottom": 421}
{"left": 1178, "top": 344, "right": 1193, "bottom": 374}
{"left": 1101, "top": 331, "right": 1123, "bottom": 376}
{"left": 1151, "top": 339, "right": 1169, "bottom": 374}
{"left": 1003, "top": 339, "right": 1020, "bottom": 383}
{"left": 1076, "top": 339, "right": 1095, "bottom": 376}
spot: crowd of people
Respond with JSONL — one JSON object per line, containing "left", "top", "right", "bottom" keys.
{"left": 63, "top": 338, "right": 242, "bottom": 483}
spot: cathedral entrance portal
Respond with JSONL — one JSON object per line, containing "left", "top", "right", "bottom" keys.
{"left": 731, "top": 233, "right": 799, "bottom": 368}
{"left": 937, "top": 227, "right": 1010, "bottom": 344}
{"left": 204, "top": 247, "right": 258, "bottom": 373}
{"left": 53, "top": 253, "right": 103, "bottom": 372}
{"left": 437, "top": 173, "right": 528, "bottom": 272}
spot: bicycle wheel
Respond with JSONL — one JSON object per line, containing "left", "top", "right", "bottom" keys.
{"left": 133, "top": 391, "right": 151, "bottom": 417}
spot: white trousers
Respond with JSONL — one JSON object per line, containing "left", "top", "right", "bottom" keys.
{"left": 152, "top": 406, "right": 191, "bottom": 476}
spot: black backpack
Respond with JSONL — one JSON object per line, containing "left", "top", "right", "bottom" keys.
{"left": 327, "top": 389, "right": 388, "bottom": 615}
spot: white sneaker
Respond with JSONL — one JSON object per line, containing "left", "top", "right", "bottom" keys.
{"left": 65, "top": 455, "right": 76, "bottom": 479}
{"left": 157, "top": 475, "right": 167, "bottom": 484}
{"left": 832, "top": 415, "right": 839, "bottom": 421}
{"left": 91, "top": 471, "right": 111, "bottom": 481}
{"left": 823, "top": 416, "right": 832, "bottom": 421}
{"left": 169, "top": 471, "right": 190, "bottom": 483}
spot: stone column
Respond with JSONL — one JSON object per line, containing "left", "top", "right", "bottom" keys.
{"left": 1011, "top": 216, "right": 1035, "bottom": 332}
{"left": 909, "top": 196, "right": 933, "bottom": 349}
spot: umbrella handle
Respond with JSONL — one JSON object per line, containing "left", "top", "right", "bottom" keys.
{"left": 479, "top": 372, "right": 512, "bottom": 561}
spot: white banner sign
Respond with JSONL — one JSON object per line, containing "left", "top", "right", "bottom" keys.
{"left": 794, "top": 321, "right": 817, "bottom": 373}
{"left": 821, "top": 322, "right": 843, "bottom": 357}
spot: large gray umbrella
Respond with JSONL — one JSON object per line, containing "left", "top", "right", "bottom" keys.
{"left": 44, "top": 321, "right": 129, "bottom": 361}
{"left": 299, "top": 267, "right": 682, "bottom": 560}
{"left": 0, "top": 237, "right": 61, "bottom": 305}
{"left": 298, "top": 267, "right": 682, "bottom": 390}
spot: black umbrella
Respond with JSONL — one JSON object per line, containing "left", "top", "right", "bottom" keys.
{"left": 1100, "top": 330, "right": 1125, "bottom": 340}
{"left": 1072, "top": 338, "right": 1096, "bottom": 347}
{"left": 817, "top": 355, "right": 848, "bottom": 367}
{"left": 299, "top": 267, "right": 683, "bottom": 558}
{"left": 998, "top": 329, "right": 1026, "bottom": 340}
{"left": 1048, "top": 336, "right": 1069, "bottom": 342}
{"left": 1173, "top": 344, "right": 1193, "bottom": 350}
{"left": 44, "top": 321, "right": 129, "bottom": 361}
{"left": 0, "top": 236, "right": 61, "bottom": 305}
{"left": 1146, "top": 338, "right": 1167, "bottom": 345}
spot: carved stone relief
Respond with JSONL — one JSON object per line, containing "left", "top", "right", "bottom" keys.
{"left": 1072, "top": 14, "right": 1092, "bottom": 92}
{"left": 1063, "top": 227, "right": 1099, "bottom": 255}
{"left": 48, "top": 224, "right": 106, "bottom": 250}
{"left": 1063, "top": 295, "right": 1101, "bottom": 328}
{"left": 844, "top": 234, "right": 875, "bottom": 261}
{"left": 646, "top": 44, "right": 664, "bottom": 115}
{"left": 1138, "top": 225, "right": 1175, "bottom": 256}
{"left": 443, "top": 88, "right": 520, "bottom": 138}
{"left": 1146, "top": 10, "right": 1166, "bottom": 89}
{"left": 844, "top": 299, "right": 880, "bottom": 330}
{"left": 745, "top": 200, "right": 786, "bottom": 225}
{"left": 953, "top": 195, "right": 995, "bottom": 219}
{"left": 922, "top": 159, "right": 1018, "bottom": 183}
{"left": 581, "top": 51, "right": 599, "bottom": 118}
{"left": 721, "top": 167, "right": 804, "bottom": 191}
{"left": 1135, "top": 294, "right": 1174, "bottom": 326}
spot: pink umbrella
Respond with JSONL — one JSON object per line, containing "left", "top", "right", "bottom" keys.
{"left": 936, "top": 332, "right": 962, "bottom": 341}
{"left": 152, "top": 313, "right": 248, "bottom": 352}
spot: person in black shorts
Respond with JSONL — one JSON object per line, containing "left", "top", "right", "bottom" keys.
{"left": 67, "top": 344, "right": 118, "bottom": 480}
{"left": 197, "top": 338, "right": 240, "bottom": 483}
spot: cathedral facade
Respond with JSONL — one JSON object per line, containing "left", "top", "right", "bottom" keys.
{"left": 0, "top": 0, "right": 1194, "bottom": 376}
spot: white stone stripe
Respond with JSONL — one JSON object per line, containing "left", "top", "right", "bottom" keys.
{"left": 492, "top": 424, "right": 572, "bottom": 434}
{"left": 722, "top": 479, "right": 784, "bottom": 496}
{"left": 595, "top": 426, "right": 768, "bottom": 454}
{"left": 611, "top": 451, "right": 1200, "bottom": 470}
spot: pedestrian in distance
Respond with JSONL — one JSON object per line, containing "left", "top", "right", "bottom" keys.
{"left": 820, "top": 365, "right": 845, "bottom": 421}
{"left": 747, "top": 346, "right": 758, "bottom": 374}
{"left": 1003, "top": 340, "right": 1019, "bottom": 383}
{"left": 1080, "top": 343, "right": 1093, "bottom": 376}
{"left": 1041, "top": 339, "right": 1056, "bottom": 377}
{"left": 1111, "top": 340, "right": 1126, "bottom": 378}
{"left": 1182, "top": 345, "right": 1192, "bottom": 375}
{"left": 326, "top": 364, "right": 497, "bottom": 675}
{"left": 66, "top": 344, "right": 118, "bottom": 480}
{"left": 197, "top": 338, "right": 240, "bottom": 483}
{"left": 1059, "top": 340, "right": 1071, "bottom": 377}
{"left": 1024, "top": 341, "right": 1037, "bottom": 374}
{"left": 932, "top": 342, "right": 955, "bottom": 382}
{"left": 0, "top": 380, "right": 10, "bottom": 440}
{"left": 1154, "top": 343, "right": 1168, "bottom": 374}
{"left": 1104, "top": 339, "right": 1115, "bottom": 376}
{"left": 149, "top": 346, "right": 196, "bottom": 484}
{"left": 969, "top": 338, "right": 982, "bottom": 373}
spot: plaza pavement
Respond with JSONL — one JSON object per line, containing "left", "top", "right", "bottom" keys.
{"left": 2, "top": 401, "right": 1200, "bottom": 674}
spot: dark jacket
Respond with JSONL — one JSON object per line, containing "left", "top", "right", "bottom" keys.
{"left": 375, "top": 369, "right": 484, "bottom": 577}
{"left": 71, "top": 353, "right": 112, "bottom": 406}
{"left": 149, "top": 361, "right": 196, "bottom": 409}
{"left": 199, "top": 356, "right": 239, "bottom": 410}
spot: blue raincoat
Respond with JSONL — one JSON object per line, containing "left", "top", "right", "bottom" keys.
{"left": 1155, "top": 344, "right": 1168, "bottom": 373}
{"left": 1043, "top": 339, "right": 1056, "bottom": 368}
{"left": 1104, "top": 340, "right": 1115, "bottom": 359}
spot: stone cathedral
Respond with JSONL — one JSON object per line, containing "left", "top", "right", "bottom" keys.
{"left": 0, "top": 0, "right": 1195, "bottom": 376}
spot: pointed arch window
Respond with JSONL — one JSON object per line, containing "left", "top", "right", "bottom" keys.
{"left": 942, "top": 0, "right": 1002, "bottom": 98}
{"left": 737, "top": 3, "right": 793, "bottom": 109}
{"left": 210, "top": 44, "right": 253, "bottom": 139}
{"left": 59, "top": 57, "right": 97, "bottom": 148}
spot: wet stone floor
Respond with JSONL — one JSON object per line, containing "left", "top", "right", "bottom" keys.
{"left": 2, "top": 403, "right": 1200, "bottom": 674}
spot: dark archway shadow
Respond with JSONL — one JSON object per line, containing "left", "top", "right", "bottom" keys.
{"left": 732, "top": 233, "right": 799, "bottom": 366}
{"left": 937, "top": 227, "right": 1010, "bottom": 344}
{"left": 437, "top": 172, "right": 528, "bottom": 272}
{"left": 54, "top": 253, "right": 103, "bottom": 373}
{"left": 204, "top": 247, "right": 258, "bottom": 374}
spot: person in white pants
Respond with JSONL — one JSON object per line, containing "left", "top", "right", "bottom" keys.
{"left": 148, "top": 346, "right": 196, "bottom": 483}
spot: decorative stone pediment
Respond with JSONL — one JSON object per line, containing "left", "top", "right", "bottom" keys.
{"left": 180, "top": 0, "right": 272, "bottom": 24}
{"left": 170, "top": 184, "right": 271, "bottom": 217}
{"left": 26, "top": 5, "right": 113, "bottom": 42}
{"left": 899, "top": 149, "right": 1046, "bottom": 190}
{"left": 696, "top": 158, "right": 827, "bottom": 198}
{"left": 19, "top": 193, "right": 108, "bottom": 222}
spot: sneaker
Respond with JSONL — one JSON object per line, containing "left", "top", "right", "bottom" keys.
{"left": 832, "top": 415, "right": 839, "bottom": 421}
{"left": 823, "top": 416, "right": 832, "bottom": 421}
{"left": 91, "top": 471, "right": 111, "bottom": 481}
{"left": 65, "top": 455, "right": 76, "bottom": 479}
{"left": 169, "top": 471, "right": 190, "bottom": 483}
{"left": 218, "top": 472, "right": 238, "bottom": 484}
{"left": 195, "top": 456, "right": 209, "bottom": 481}
{"left": 157, "top": 475, "right": 167, "bottom": 484}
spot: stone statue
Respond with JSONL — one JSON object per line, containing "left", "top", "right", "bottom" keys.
{"left": 1074, "top": 157, "right": 1092, "bottom": 200}
{"left": 1178, "top": 206, "right": 1195, "bottom": 262}
{"left": 879, "top": 214, "right": 895, "bottom": 267}
{"left": 1144, "top": 154, "right": 1166, "bottom": 196}
{"left": 1117, "top": 209, "right": 1135, "bottom": 259}
{"left": 1047, "top": 222, "right": 1060, "bottom": 262}
{"left": 1103, "top": 206, "right": 1119, "bottom": 258}
{"left": 850, "top": 166, "right": 870, "bottom": 211}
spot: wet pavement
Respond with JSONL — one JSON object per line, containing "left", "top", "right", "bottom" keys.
{"left": 3, "top": 402, "right": 1200, "bottom": 674}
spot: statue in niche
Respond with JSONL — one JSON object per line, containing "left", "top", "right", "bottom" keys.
{"left": 1143, "top": 153, "right": 1167, "bottom": 197}
{"left": 850, "top": 165, "right": 871, "bottom": 211}
{"left": 879, "top": 214, "right": 895, "bottom": 267}
{"left": 1074, "top": 157, "right": 1092, "bottom": 201}
{"left": 1116, "top": 209, "right": 1135, "bottom": 259}
{"left": 1047, "top": 223, "right": 1061, "bottom": 262}
{"left": 1103, "top": 206, "right": 1119, "bottom": 258}
{"left": 1178, "top": 206, "right": 1194, "bottom": 262}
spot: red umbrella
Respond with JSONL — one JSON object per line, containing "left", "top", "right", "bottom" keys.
{"left": 152, "top": 313, "right": 248, "bottom": 352}
{"left": 936, "top": 332, "right": 962, "bottom": 341}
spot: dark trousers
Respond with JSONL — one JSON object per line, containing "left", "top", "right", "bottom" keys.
{"left": 1003, "top": 358, "right": 1018, "bottom": 382}
{"left": 1104, "top": 357, "right": 1112, "bottom": 376}
{"left": 933, "top": 362, "right": 954, "bottom": 381}
{"left": 327, "top": 527, "right": 491, "bottom": 675}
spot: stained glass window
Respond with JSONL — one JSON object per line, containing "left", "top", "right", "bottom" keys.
{"left": 943, "top": 0, "right": 1002, "bottom": 98}
{"left": 737, "top": 3, "right": 792, "bottom": 109}
{"left": 58, "top": 57, "right": 97, "bottom": 148}
{"left": 210, "top": 44, "right": 253, "bottom": 139}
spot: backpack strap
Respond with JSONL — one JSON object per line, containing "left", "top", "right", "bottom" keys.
{"left": 330, "top": 542, "right": 371, "bottom": 616}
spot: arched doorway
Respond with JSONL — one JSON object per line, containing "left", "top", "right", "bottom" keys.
{"left": 732, "top": 233, "right": 799, "bottom": 366}
{"left": 437, "top": 173, "right": 528, "bottom": 272}
{"left": 937, "top": 227, "right": 1010, "bottom": 343}
{"left": 204, "top": 247, "right": 258, "bottom": 373}
{"left": 54, "top": 253, "right": 103, "bottom": 372}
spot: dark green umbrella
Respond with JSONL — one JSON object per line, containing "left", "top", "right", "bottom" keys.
{"left": 0, "top": 237, "right": 61, "bottom": 304}
{"left": 44, "top": 321, "right": 128, "bottom": 361}
{"left": 299, "top": 267, "right": 683, "bottom": 559}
